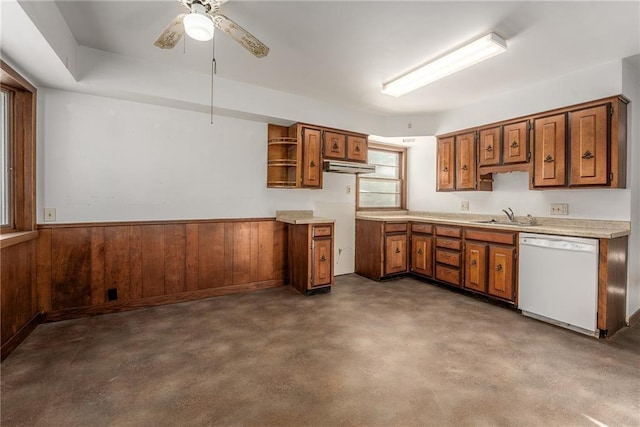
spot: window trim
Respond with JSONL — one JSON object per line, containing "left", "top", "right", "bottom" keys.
{"left": 0, "top": 60, "right": 36, "bottom": 234}
{"left": 356, "top": 143, "right": 407, "bottom": 211}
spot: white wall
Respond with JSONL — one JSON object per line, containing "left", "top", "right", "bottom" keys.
{"left": 38, "top": 89, "right": 357, "bottom": 275}
{"left": 622, "top": 56, "right": 640, "bottom": 319}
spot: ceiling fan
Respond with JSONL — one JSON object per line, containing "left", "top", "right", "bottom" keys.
{"left": 154, "top": 0, "right": 269, "bottom": 58}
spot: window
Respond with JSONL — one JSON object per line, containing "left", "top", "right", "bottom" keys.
{"left": 357, "top": 144, "right": 406, "bottom": 210}
{"left": 0, "top": 60, "right": 36, "bottom": 234}
{"left": 1, "top": 89, "right": 11, "bottom": 228}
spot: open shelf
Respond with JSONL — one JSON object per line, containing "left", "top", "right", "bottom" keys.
{"left": 268, "top": 137, "right": 298, "bottom": 145}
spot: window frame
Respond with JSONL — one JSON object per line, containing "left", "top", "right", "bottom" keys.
{"left": 356, "top": 143, "right": 407, "bottom": 211}
{"left": 1, "top": 87, "right": 16, "bottom": 231}
{"left": 0, "top": 60, "right": 36, "bottom": 234}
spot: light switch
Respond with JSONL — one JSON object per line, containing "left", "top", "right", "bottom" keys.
{"left": 44, "top": 208, "right": 56, "bottom": 222}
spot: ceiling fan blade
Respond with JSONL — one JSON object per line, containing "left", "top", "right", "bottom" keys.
{"left": 154, "top": 14, "right": 186, "bottom": 49}
{"left": 212, "top": 14, "right": 269, "bottom": 58}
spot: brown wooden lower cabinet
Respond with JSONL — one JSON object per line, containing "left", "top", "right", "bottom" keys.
{"left": 464, "top": 229, "right": 517, "bottom": 302}
{"left": 410, "top": 233, "right": 433, "bottom": 277}
{"left": 434, "top": 226, "right": 463, "bottom": 287}
{"left": 288, "top": 222, "right": 334, "bottom": 294}
{"left": 355, "top": 219, "right": 408, "bottom": 280}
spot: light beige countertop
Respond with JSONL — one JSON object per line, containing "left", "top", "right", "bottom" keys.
{"left": 276, "top": 210, "right": 335, "bottom": 225}
{"left": 356, "top": 211, "right": 630, "bottom": 239}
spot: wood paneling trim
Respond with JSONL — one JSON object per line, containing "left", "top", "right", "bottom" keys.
{"left": 629, "top": 308, "right": 640, "bottom": 327}
{"left": 0, "top": 230, "right": 38, "bottom": 249}
{"left": 43, "top": 280, "right": 284, "bottom": 323}
{"left": 1, "top": 312, "right": 41, "bottom": 361}
{"left": 37, "top": 217, "right": 278, "bottom": 229}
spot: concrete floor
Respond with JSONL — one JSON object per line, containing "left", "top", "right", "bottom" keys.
{"left": 2, "top": 274, "right": 639, "bottom": 426}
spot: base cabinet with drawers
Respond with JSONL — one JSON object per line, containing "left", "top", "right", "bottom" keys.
{"left": 434, "top": 225, "right": 463, "bottom": 287}
{"left": 288, "top": 223, "right": 334, "bottom": 294}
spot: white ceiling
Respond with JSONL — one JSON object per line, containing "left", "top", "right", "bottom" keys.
{"left": 48, "top": 1, "right": 640, "bottom": 116}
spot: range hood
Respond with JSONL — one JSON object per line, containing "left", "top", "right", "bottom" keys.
{"left": 323, "top": 160, "right": 376, "bottom": 174}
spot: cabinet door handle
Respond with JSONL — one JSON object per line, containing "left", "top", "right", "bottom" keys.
{"left": 496, "top": 264, "right": 503, "bottom": 272}
{"left": 442, "top": 166, "right": 449, "bottom": 172}
{"left": 470, "top": 259, "right": 477, "bottom": 266}
{"left": 310, "top": 160, "right": 316, "bottom": 167}
{"left": 395, "top": 248, "right": 401, "bottom": 254}
{"left": 582, "top": 150, "right": 594, "bottom": 159}
{"left": 320, "top": 255, "right": 327, "bottom": 262}
{"left": 510, "top": 141, "right": 519, "bottom": 148}
{"left": 417, "top": 248, "right": 423, "bottom": 255}
{"left": 461, "top": 164, "right": 469, "bottom": 171}
{"left": 354, "top": 145, "right": 361, "bottom": 152}
{"left": 485, "top": 145, "right": 493, "bottom": 152}
{"left": 544, "top": 155, "right": 554, "bottom": 163}
{"left": 332, "top": 142, "right": 339, "bottom": 151}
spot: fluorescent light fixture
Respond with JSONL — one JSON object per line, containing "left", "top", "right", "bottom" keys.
{"left": 382, "top": 32, "right": 507, "bottom": 97}
{"left": 184, "top": 4, "right": 214, "bottom": 41}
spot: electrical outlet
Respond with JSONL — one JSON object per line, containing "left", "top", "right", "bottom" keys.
{"left": 346, "top": 185, "right": 351, "bottom": 194}
{"left": 549, "top": 203, "right": 569, "bottom": 215}
{"left": 461, "top": 201, "right": 469, "bottom": 211}
{"left": 44, "top": 208, "right": 56, "bottom": 222}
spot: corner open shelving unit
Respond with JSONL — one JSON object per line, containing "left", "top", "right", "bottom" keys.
{"left": 267, "top": 124, "right": 300, "bottom": 188}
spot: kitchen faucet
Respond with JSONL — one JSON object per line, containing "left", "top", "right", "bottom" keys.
{"left": 502, "top": 207, "right": 515, "bottom": 223}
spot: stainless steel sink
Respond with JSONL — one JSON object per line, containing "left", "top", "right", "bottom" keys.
{"left": 470, "top": 219, "right": 535, "bottom": 227}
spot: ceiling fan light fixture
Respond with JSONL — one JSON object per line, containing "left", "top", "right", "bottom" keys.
{"left": 183, "top": 4, "right": 214, "bottom": 41}
{"left": 382, "top": 32, "right": 507, "bottom": 97}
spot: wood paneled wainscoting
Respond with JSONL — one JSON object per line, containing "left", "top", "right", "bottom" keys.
{"left": 1, "top": 234, "right": 40, "bottom": 360}
{"left": 36, "top": 219, "right": 288, "bottom": 321}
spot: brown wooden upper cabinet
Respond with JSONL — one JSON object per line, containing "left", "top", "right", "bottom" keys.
{"left": 479, "top": 121, "right": 530, "bottom": 169}
{"left": 323, "top": 131, "right": 368, "bottom": 163}
{"left": 455, "top": 132, "right": 477, "bottom": 190}
{"left": 302, "top": 126, "right": 323, "bottom": 188}
{"left": 533, "top": 113, "right": 567, "bottom": 187}
{"left": 436, "top": 136, "right": 456, "bottom": 191}
{"left": 532, "top": 97, "right": 627, "bottom": 189}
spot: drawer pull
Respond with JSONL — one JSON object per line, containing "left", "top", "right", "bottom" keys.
{"left": 354, "top": 145, "right": 361, "bottom": 152}
{"left": 442, "top": 166, "right": 448, "bottom": 172}
{"left": 496, "top": 264, "right": 503, "bottom": 272}
{"left": 320, "top": 255, "right": 327, "bottom": 262}
{"left": 417, "top": 248, "right": 423, "bottom": 255}
{"left": 461, "top": 164, "right": 469, "bottom": 171}
{"left": 310, "top": 160, "right": 316, "bottom": 167}
{"left": 486, "top": 145, "right": 493, "bottom": 152}
{"left": 470, "top": 259, "right": 477, "bottom": 266}
{"left": 510, "top": 141, "right": 519, "bottom": 148}
{"left": 544, "top": 155, "right": 554, "bottom": 163}
{"left": 332, "top": 142, "right": 339, "bottom": 151}
{"left": 582, "top": 150, "right": 594, "bottom": 160}
{"left": 395, "top": 248, "right": 401, "bottom": 254}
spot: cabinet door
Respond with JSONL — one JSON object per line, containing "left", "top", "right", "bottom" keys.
{"left": 385, "top": 234, "right": 407, "bottom": 275}
{"left": 488, "top": 245, "right": 515, "bottom": 301}
{"left": 455, "top": 132, "right": 477, "bottom": 190}
{"left": 411, "top": 234, "right": 433, "bottom": 277}
{"left": 302, "top": 127, "right": 322, "bottom": 188}
{"left": 347, "top": 135, "right": 367, "bottom": 162}
{"left": 312, "top": 238, "right": 332, "bottom": 287}
{"left": 503, "top": 121, "right": 529, "bottom": 164}
{"left": 569, "top": 104, "right": 609, "bottom": 186}
{"left": 465, "top": 242, "right": 487, "bottom": 292}
{"left": 436, "top": 137, "right": 455, "bottom": 191}
{"left": 478, "top": 127, "right": 501, "bottom": 167}
{"left": 533, "top": 114, "right": 566, "bottom": 187}
{"left": 323, "top": 131, "right": 346, "bottom": 160}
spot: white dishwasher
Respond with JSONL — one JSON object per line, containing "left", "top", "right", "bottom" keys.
{"left": 518, "top": 233, "right": 599, "bottom": 337}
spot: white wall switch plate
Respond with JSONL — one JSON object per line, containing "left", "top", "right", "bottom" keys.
{"left": 44, "top": 208, "right": 56, "bottom": 221}
{"left": 345, "top": 185, "right": 351, "bottom": 194}
{"left": 549, "top": 203, "right": 569, "bottom": 215}
{"left": 461, "top": 201, "right": 469, "bottom": 211}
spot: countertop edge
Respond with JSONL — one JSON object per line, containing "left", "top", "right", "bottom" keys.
{"left": 355, "top": 215, "right": 630, "bottom": 239}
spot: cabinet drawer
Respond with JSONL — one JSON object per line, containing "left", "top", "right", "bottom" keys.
{"left": 436, "top": 249, "right": 461, "bottom": 267}
{"left": 436, "top": 226, "right": 461, "bottom": 238}
{"left": 385, "top": 223, "right": 407, "bottom": 233}
{"left": 411, "top": 223, "right": 433, "bottom": 234}
{"left": 435, "top": 265, "right": 461, "bottom": 286}
{"left": 464, "top": 229, "right": 516, "bottom": 245}
{"left": 313, "top": 225, "right": 332, "bottom": 237}
{"left": 436, "top": 237, "right": 461, "bottom": 251}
